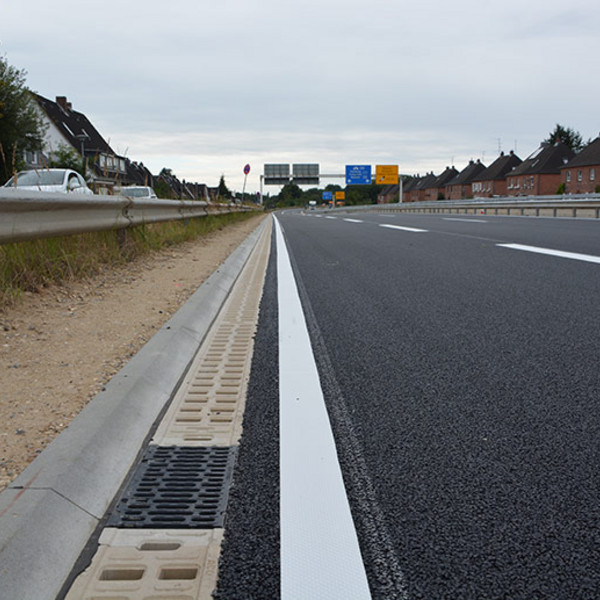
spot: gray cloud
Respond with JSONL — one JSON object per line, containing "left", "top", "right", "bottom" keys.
{"left": 3, "top": 0, "right": 599, "bottom": 192}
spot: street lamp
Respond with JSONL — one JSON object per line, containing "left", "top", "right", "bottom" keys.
{"left": 74, "top": 133, "right": 89, "bottom": 175}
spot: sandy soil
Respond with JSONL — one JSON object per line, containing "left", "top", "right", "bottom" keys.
{"left": 0, "top": 214, "right": 266, "bottom": 492}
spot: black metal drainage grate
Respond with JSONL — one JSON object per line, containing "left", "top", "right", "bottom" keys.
{"left": 107, "top": 445, "right": 237, "bottom": 529}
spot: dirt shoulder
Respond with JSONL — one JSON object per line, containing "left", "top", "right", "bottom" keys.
{"left": 0, "top": 214, "right": 266, "bottom": 492}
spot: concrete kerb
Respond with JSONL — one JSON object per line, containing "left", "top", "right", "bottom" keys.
{"left": 0, "top": 216, "right": 269, "bottom": 600}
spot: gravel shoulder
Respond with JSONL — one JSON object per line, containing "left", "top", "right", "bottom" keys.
{"left": 0, "top": 214, "right": 266, "bottom": 492}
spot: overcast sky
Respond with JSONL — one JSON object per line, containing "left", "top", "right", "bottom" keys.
{"left": 3, "top": 0, "right": 599, "bottom": 193}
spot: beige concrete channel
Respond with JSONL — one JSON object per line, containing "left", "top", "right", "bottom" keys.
{"left": 64, "top": 218, "right": 272, "bottom": 600}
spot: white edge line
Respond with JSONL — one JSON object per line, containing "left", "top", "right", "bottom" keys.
{"left": 443, "top": 218, "right": 488, "bottom": 223}
{"left": 497, "top": 243, "right": 600, "bottom": 264}
{"left": 379, "top": 223, "right": 428, "bottom": 233}
{"left": 274, "top": 216, "right": 372, "bottom": 600}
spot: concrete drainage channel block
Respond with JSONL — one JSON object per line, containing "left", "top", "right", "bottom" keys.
{"left": 0, "top": 216, "right": 269, "bottom": 600}
{"left": 65, "top": 528, "right": 223, "bottom": 600}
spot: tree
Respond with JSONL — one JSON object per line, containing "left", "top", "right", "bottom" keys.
{"left": 276, "top": 182, "right": 303, "bottom": 207}
{"left": 48, "top": 143, "right": 83, "bottom": 173}
{"left": 217, "top": 174, "right": 232, "bottom": 200}
{"left": 0, "top": 56, "right": 47, "bottom": 183}
{"left": 543, "top": 124, "right": 585, "bottom": 152}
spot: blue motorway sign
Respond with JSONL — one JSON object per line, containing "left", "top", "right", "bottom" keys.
{"left": 345, "top": 165, "right": 372, "bottom": 185}
{"left": 322, "top": 191, "right": 333, "bottom": 200}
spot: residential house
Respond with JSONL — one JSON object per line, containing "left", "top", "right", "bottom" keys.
{"left": 124, "top": 159, "right": 154, "bottom": 188}
{"left": 424, "top": 166, "right": 458, "bottom": 201}
{"left": 445, "top": 160, "right": 487, "bottom": 200}
{"left": 402, "top": 176, "right": 421, "bottom": 202}
{"left": 411, "top": 172, "right": 437, "bottom": 203}
{"left": 560, "top": 136, "right": 600, "bottom": 194}
{"left": 506, "top": 142, "right": 574, "bottom": 197}
{"left": 377, "top": 184, "right": 400, "bottom": 204}
{"left": 185, "top": 181, "right": 210, "bottom": 202}
{"left": 471, "top": 151, "right": 522, "bottom": 198}
{"left": 32, "top": 94, "right": 127, "bottom": 193}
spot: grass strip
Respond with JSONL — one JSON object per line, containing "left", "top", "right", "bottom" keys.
{"left": 0, "top": 211, "right": 258, "bottom": 309}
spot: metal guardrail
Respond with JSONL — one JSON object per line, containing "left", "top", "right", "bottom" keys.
{"left": 0, "top": 189, "right": 258, "bottom": 244}
{"left": 332, "top": 194, "right": 600, "bottom": 219}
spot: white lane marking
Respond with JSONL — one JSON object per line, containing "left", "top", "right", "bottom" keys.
{"left": 275, "top": 218, "right": 371, "bottom": 600}
{"left": 443, "top": 218, "right": 488, "bottom": 223}
{"left": 379, "top": 223, "right": 428, "bottom": 233}
{"left": 325, "top": 216, "right": 337, "bottom": 219}
{"left": 344, "top": 218, "right": 364, "bottom": 223}
{"left": 498, "top": 243, "right": 600, "bottom": 265}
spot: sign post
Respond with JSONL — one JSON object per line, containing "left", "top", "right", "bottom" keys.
{"left": 242, "top": 164, "right": 250, "bottom": 203}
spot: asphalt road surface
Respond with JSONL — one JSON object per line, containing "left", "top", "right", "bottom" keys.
{"left": 216, "top": 210, "right": 600, "bottom": 599}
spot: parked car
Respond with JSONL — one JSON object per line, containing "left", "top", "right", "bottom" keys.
{"left": 3, "top": 169, "right": 93, "bottom": 194}
{"left": 116, "top": 186, "right": 157, "bottom": 199}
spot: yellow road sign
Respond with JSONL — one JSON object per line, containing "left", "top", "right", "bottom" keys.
{"left": 335, "top": 191, "right": 345, "bottom": 200}
{"left": 376, "top": 165, "right": 399, "bottom": 185}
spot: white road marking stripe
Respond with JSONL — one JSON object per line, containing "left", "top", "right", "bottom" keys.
{"left": 325, "top": 216, "right": 337, "bottom": 219}
{"left": 443, "top": 218, "right": 487, "bottom": 223}
{"left": 498, "top": 243, "right": 600, "bottom": 264}
{"left": 379, "top": 223, "right": 428, "bottom": 233}
{"left": 275, "top": 217, "right": 371, "bottom": 600}
{"left": 344, "top": 218, "right": 364, "bottom": 223}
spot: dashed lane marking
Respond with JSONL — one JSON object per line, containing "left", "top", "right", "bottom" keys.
{"left": 343, "top": 218, "right": 364, "bottom": 223}
{"left": 497, "top": 243, "right": 600, "bottom": 265}
{"left": 443, "top": 217, "right": 488, "bottom": 223}
{"left": 379, "top": 223, "right": 428, "bottom": 233}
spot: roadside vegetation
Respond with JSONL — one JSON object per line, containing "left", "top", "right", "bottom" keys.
{"left": 0, "top": 212, "right": 258, "bottom": 309}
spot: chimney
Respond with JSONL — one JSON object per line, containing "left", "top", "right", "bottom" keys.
{"left": 56, "top": 96, "right": 72, "bottom": 111}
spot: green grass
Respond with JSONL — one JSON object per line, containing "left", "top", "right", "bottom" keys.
{"left": 0, "top": 211, "right": 258, "bottom": 309}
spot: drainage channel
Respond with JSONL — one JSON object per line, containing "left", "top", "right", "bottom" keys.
{"left": 63, "top": 218, "right": 272, "bottom": 600}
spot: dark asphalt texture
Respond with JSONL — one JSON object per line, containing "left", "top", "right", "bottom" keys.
{"left": 214, "top": 238, "right": 280, "bottom": 600}
{"left": 217, "top": 212, "right": 600, "bottom": 599}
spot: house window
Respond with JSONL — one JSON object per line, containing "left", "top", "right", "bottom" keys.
{"left": 577, "top": 170, "right": 583, "bottom": 182}
{"left": 591, "top": 168, "right": 596, "bottom": 181}
{"left": 566, "top": 171, "right": 571, "bottom": 182}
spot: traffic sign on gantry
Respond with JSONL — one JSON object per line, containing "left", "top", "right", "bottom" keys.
{"left": 264, "top": 164, "right": 290, "bottom": 185}
{"left": 375, "top": 165, "right": 399, "bottom": 185}
{"left": 345, "top": 165, "right": 372, "bottom": 185}
{"left": 293, "top": 164, "right": 319, "bottom": 185}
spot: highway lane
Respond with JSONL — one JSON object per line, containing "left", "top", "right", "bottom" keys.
{"left": 217, "top": 211, "right": 600, "bottom": 599}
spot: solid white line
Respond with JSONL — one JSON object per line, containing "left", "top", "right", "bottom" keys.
{"left": 379, "top": 223, "right": 428, "bottom": 233}
{"left": 275, "top": 217, "right": 371, "bottom": 600}
{"left": 498, "top": 243, "right": 600, "bottom": 264}
{"left": 344, "top": 218, "right": 364, "bottom": 223}
{"left": 443, "top": 218, "right": 487, "bottom": 223}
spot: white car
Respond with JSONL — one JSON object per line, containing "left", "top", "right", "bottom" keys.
{"left": 116, "top": 186, "right": 157, "bottom": 199}
{"left": 3, "top": 169, "right": 93, "bottom": 194}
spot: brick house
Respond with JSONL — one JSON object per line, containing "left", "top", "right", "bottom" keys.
{"left": 377, "top": 184, "right": 400, "bottom": 204}
{"left": 412, "top": 172, "right": 437, "bottom": 202}
{"left": 560, "top": 136, "right": 600, "bottom": 194}
{"left": 402, "top": 176, "right": 421, "bottom": 202}
{"left": 424, "top": 166, "right": 458, "bottom": 201}
{"left": 471, "top": 151, "right": 522, "bottom": 198}
{"left": 506, "top": 142, "right": 574, "bottom": 197}
{"left": 445, "top": 160, "right": 487, "bottom": 200}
